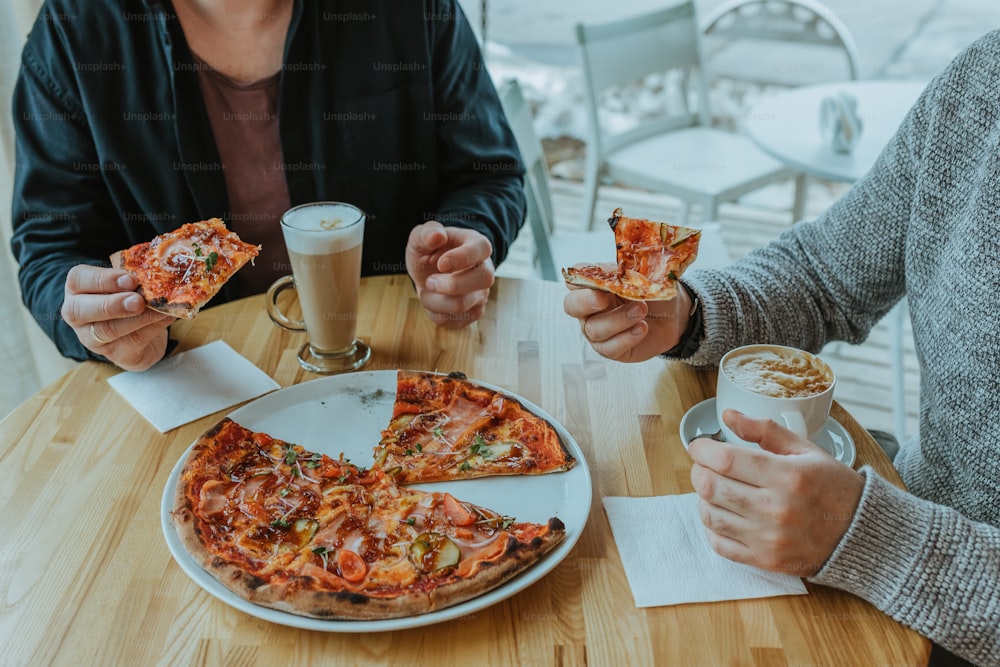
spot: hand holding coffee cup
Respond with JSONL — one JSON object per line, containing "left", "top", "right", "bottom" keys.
{"left": 266, "top": 202, "right": 372, "bottom": 374}
{"left": 716, "top": 344, "right": 835, "bottom": 445}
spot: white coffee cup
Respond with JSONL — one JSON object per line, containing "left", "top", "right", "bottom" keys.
{"left": 266, "top": 202, "right": 372, "bottom": 374}
{"left": 716, "top": 344, "right": 835, "bottom": 444}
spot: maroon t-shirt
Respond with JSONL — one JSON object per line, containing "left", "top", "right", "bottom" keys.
{"left": 194, "top": 54, "right": 291, "bottom": 297}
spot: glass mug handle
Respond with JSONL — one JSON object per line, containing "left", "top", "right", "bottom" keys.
{"left": 266, "top": 275, "right": 306, "bottom": 332}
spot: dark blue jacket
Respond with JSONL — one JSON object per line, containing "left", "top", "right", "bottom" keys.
{"left": 11, "top": 0, "right": 525, "bottom": 360}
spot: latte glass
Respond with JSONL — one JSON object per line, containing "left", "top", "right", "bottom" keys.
{"left": 716, "top": 344, "right": 835, "bottom": 444}
{"left": 266, "top": 202, "right": 371, "bottom": 374}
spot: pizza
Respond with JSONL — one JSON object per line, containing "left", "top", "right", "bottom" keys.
{"left": 173, "top": 417, "right": 567, "bottom": 620}
{"left": 111, "top": 218, "right": 260, "bottom": 319}
{"left": 373, "top": 371, "right": 575, "bottom": 484}
{"left": 562, "top": 207, "right": 701, "bottom": 301}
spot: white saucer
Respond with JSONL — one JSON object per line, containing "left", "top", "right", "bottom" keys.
{"left": 678, "top": 398, "right": 857, "bottom": 467}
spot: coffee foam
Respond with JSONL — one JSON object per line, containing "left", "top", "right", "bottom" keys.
{"left": 282, "top": 204, "right": 364, "bottom": 255}
{"left": 723, "top": 349, "right": 832, "bottom": 399}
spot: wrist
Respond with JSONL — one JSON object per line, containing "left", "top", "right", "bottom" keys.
{"left": 661, "top": 282, "right": 703, "bottom": 359}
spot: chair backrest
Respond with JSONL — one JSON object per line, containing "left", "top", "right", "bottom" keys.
{"left": 496, "top": 79, "right": 558, "bottom": 281}
{"left": 575, "top": 2, "right": 712, "bottom": 157}
{"left": 700, "top": 0, "right": 860, "bottom": 87}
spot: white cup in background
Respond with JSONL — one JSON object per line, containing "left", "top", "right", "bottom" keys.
{"left": 716, "top": 344, "right": 835, "bottom": 445}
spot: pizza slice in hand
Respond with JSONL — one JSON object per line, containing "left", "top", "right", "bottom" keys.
{"left": 372, "top": 371, "right": 575, "bottom": 484}
{"left": 111, "top": 218, "right": 260, "bottom": 319}
{"left": 561, "top": 207, "right": 701, "bottom": 301}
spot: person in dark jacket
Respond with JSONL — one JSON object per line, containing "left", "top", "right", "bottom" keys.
{"left": 11, "top": 0, "right": 526, "bottom": 371}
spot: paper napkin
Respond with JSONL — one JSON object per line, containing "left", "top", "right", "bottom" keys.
{"left": 602, "top": 493, "right": 808, "bottom": 608}
{"left": 107, "top": 340, "right": 280, "bottom": 432}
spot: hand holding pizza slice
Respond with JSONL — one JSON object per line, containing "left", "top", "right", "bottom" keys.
{"left": 561, "top": 207, "right": 701, "bottom": 301}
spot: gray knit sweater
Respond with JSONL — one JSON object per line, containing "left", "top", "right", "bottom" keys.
{"left": 682, "top": 32, "right": 1000, "bottom": 665}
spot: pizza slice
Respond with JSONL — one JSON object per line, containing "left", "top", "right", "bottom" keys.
{"left": 173, "top": 418, "right": 566, "bottom": 620}
{"left": 111, "top": 218, "right": 260, "bottom": 319}
{"left": 561, "top": 207, "right": 701, "bottom": 301}
{"left": 372, "top": 371, "right": 575, "bottom": 484}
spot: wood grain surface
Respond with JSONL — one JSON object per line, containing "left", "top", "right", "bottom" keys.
{"left": 0, "top": 275, "right": 929, "bottom": 666}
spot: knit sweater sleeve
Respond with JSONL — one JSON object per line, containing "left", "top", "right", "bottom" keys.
{"left": 810, "top": 470, "right": 1000, "bottom": 664}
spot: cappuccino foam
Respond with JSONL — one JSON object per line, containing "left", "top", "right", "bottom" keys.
{"left": 723, "top": 349, "right": 832, "bottom": 399}
{"left": 282, "top": 203, "right": 364, "bottom": 255}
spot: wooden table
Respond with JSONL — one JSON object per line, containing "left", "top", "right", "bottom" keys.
{"left": 0, "top": 275, "right": 929, "bottom": 666}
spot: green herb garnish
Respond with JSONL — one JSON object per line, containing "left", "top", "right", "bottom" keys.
{"left": 459, "top": 461, "right": 471, "bottom": 472}
{"left": 405, "top": 517, "right": 416, "bottom": 526}
{"left": 312, "top": 546, "right": 332, "bottom": 569}
{"left": 432, "top": 427, "right": 445, "bottom": 439}
{"left": 205, "top": 251, "right": 219, "bottom": 272}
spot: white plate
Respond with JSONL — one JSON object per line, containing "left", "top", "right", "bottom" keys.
{"left": 160, "top": 371, "right": 591, "bottom": 632}
{"left": 678, "top": 398, "right": 856, "bottom": 467}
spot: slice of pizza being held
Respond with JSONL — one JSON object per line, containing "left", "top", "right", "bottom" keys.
{"left": 173, "top": 418, "right": 566, "bottom": 620}
{"left": 561, "top": 207, "right": 701, "bottom": 301}
{"left": 372, "top": 371, "right": 575, "bottom": 484}
{"left": 111, "top": 218, "right": 260, "bottom": 319}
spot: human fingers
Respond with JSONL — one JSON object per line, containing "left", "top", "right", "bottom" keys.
{"left": 562, "top": 288, "right": 623, "bottom": 320}
{"left": 64, "top": 264, "right": 137, "bottom": 295}
{"left": 89, "top": 312, "right": 175, "bottom": 349}
{"left": 419, "top": 287, "right": 489, "bottom": 324}
{"left": 580, "top": 299, "right": 649, "bottom": 343}
{"left": 433, "top": 230, "right": 493, "bottom": 273}
{"left": 100, "top": 319, "right": 172, "bottom": 371}
{"left": 407, "top": 220, "right": 450, "bottom": 255}
{"left": 689, "top": 461, "right": 764, "bottom": 518}
{"left": 687, "top": 438, "right": 776, "bottom": 488}
{"left": 405, "top": 222, "right": 450, "bottom": 281}
{"left": 61, "top": 290, "right": 148, "bottom": 329}
{"left": 424, "top": 259, "right": 495, "bottom": 295}
{"left": 723, "top": 409, "right": 818, "bottom": 457}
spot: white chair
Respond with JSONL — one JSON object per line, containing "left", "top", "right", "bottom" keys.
{"left": 574, "top": 2, "right": 805, "bottom": 232}
{"left": 701, "top": 0, "right": 860, "bottom": 89}
{"left": 497, "top": 79, "right": 731, "bottom": 282}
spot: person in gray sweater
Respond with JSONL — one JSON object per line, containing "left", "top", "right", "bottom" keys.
{"left": 564, "top": 30, "right": 1000, "bottom": 666}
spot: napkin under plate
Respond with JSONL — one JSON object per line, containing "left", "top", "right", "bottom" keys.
{"left": 603, "top": 493, "right": 808, "bottom": 608}
{"left": 107, "top": 340, "right": 280, "bottom": 432}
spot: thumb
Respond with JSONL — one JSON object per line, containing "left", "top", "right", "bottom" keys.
{"left": 722, "top": 409, "right": 816, "bottom": 456}
{"left": 408, "top": 220, "right": 448, "bottom": 255}
{"left": 406, "top": 221, "right": 450, "bottom": 285}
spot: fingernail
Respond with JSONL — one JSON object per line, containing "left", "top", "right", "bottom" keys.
{"left": 117, "top": 275, "right": 136, "bottom": 290}
{"left": 425, "top": 278, "right": 439, "bottom": 291}
{"left": 630, "top": 323, "right": 644, "bottom": 336}
{"left": 124, "top": 294, "right": 143, "bottom": 312}
{"left": 627, "top": 304, "right": 644, "bottom": 320}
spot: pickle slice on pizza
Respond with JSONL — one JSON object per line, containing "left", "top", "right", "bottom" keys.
{"left": 111, "top": 218, "right": 260, "bottom": 319}
{"left": 561, "top": 207, "right": 700, "bottom": 301}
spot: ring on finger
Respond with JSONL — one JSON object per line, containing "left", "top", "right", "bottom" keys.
{"left": 90, "top": 323, "right": 114, "bottom": 346}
